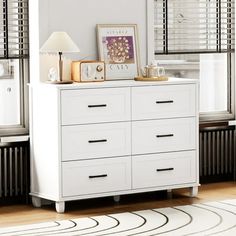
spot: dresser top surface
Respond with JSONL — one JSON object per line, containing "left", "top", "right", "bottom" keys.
{"left": 31, "top": 77, "right": 198, "bottom": 90}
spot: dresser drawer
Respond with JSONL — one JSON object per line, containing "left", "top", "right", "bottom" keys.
{"left": 132, "top": 151, "right": 196, "bottom": 189}
{"left": 61, "top": 122, "right": 131, "bottom": 161}
{"left": 61, "top": 87, "right": 130, "bottom": 125}
{"left": 62, "top": 156, "right": 131, "bottom": 197}
{"left": 132, "top": 118, "right": 196, "bottom": 155}
{"left": 132, "top": 84, "right": 196, "bottom": 120}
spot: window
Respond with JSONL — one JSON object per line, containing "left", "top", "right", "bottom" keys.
{"left": 0, "top": 0, "right": 29, "bottom": 136}
{"left": 147, "top": 0, "right": 235, "bottom": 122}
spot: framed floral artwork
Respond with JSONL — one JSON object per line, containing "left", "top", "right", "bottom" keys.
{"left": 97, "top": 24, "right": 140, "bottom": 80}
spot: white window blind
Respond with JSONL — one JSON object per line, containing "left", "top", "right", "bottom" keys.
{"left": 154, "top": 0, "right": 235, "bottom": 54}
{"left": 0, "top": 0, "right": 29, "bottom": 59}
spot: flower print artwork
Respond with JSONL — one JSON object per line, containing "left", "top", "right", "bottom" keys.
{"left": 102, "top": 36, "right": 134, "bottom": 64}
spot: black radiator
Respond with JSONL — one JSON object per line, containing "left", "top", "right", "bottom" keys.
{"left": 199, "top": 125, "right": 235, "bottom": 183}
{"left": 0, "top": 141, "right": 30, "bottom": 203}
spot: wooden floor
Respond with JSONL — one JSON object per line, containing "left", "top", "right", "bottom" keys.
{"left": 0, "top": 181, "right": 236, "bottom": 228}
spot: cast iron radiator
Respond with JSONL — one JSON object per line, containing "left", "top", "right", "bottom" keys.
{"left": 0, "top": 141, "right": 30, "bottom": 202}
{"left": 199, "top": 125, "right": 236, "bottom": 182}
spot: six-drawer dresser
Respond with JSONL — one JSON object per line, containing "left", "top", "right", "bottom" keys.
{"left": 30, "top": 78, "right": 199, "bottom": 213}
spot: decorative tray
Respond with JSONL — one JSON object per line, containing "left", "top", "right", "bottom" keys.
{"left": 134, "top": 76, "right": 168, "bottom": 81}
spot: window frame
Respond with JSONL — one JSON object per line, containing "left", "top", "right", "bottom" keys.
{"left": 0, "top": 0, "right": 29, "bottom": 137}
{"left": 147, "top": 0, "right": 235, "bottom": 123}
{"left": 199, "top": 53, "right": 235, "bottom": 123}
{"left": 0, "top": 58, "right": 29, "bottom": 136}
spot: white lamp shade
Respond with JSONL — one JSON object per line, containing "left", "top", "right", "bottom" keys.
{"left": 40, "top": 32, "right": 80, "bottom": 53}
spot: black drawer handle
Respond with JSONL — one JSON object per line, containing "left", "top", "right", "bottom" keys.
{"left": 89, "top": 174, "right": 108, "bottom": 179}
{"left": 156, "top": 100, "right": 174, "bottom": 104}
{"left": 88, "top": 139, "right": 107, "bottom": 143}
{"left": 156, "top": 168, "right": 174, "bottom": 172}
{"left": 156, "top": 134, "right": 174, "bottom": 138}
{"left": 88, "top": 104, "right": 107, "bottom": 108}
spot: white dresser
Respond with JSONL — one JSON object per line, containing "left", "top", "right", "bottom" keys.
{"left": 30, "top": 78, "right": 199, "bottom": 213}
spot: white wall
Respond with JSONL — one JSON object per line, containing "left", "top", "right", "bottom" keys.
{"left": 38, "top": 0, "right": 147, "bottom": 82}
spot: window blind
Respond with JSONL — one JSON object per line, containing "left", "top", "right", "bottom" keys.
{"left": 0, "top": 0, "right": 29, "bottom": 59}
{"left": 154, "top": 0, "right": 235, "bottom": 54}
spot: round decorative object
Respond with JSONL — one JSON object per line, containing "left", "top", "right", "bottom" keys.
{"left": 48, "top": 67, "right": 58, "bottom": 81}
{"left": 96, "top": 65, "right": 103, "bottom": 72}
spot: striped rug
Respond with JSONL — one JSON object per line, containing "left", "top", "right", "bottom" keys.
{"left": 0, "top": 199, "right": 236, "bottom": 236}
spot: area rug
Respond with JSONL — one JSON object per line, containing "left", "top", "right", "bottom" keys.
{"left": 0, "top": 199, "right": 236, "bottom": 236}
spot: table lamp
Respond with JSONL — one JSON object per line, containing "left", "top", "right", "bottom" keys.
{"left": 40, "top": 31, "right": 80, "bottom": 83}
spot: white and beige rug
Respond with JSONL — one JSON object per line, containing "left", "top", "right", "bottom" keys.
{"left": 0, "top": 199, "right": 236, "bottom": 236}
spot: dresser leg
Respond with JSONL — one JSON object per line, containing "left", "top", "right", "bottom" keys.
{"left": 32, "top": 196, "right": 42, "bottom": 208}
{"left": 55, "top": 201, "right": 65, "bottom": 213}
{"left": 167, "top": 189, "right": 172, "bottom": 199}
{"left": 190, "top": 186, "right": 198, "bottom": 197}
{"left": 113, "top": 195, "right": 120, "bottom": 203}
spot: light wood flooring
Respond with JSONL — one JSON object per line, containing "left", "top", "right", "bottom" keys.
{"left": 0, "top": 181, "right": 235, "bottom": 228}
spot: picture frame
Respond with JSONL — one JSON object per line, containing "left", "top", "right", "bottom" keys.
{"left": 96, "top": 24, "right": 140, "bottom": 80}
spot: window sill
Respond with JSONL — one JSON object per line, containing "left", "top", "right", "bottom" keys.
{"left": 0, "top": 135, "right": 29, "bottom": 143}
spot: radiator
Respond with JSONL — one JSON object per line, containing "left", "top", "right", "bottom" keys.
{"left": 199, "top": 126, "right": 235, "bottom": 182}
{"left": 0, "top": 142, "right": 29, "bottom": 202}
